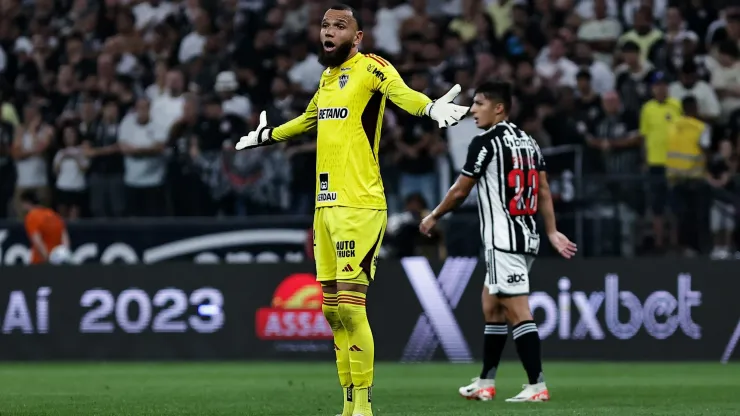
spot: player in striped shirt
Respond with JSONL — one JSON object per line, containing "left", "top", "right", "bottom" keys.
{"left": 420, "top": 81, "right": 576, "bottom": 403}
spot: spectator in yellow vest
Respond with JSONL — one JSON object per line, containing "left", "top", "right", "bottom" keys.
{"left": 666, "top": 96, "right": 712, "bottom": 256}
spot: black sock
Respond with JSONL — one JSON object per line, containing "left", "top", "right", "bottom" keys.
{"left": 512, "top": 320, "right": 544, "bottom": 385}
{"left": 480, "top": 322, "right": 508, "bottom": 379}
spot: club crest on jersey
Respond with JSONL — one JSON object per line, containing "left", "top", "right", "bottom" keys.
{"left": 339, "top": 74, "right": 349, "bottom": 89}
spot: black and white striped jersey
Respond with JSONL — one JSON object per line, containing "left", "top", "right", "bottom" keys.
{"left": 461, "top": 120, "right": 546, "bottom": 255}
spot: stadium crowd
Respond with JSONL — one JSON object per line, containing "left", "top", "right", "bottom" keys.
{"left": 0, "top": 0, "right": 739, "bottom": 257}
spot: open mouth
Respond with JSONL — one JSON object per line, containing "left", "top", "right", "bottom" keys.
{"left": 323, "top": 41, "right": 336, "bottom": 52}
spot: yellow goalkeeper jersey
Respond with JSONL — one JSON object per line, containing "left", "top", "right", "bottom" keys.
{"left": 271, "top": 52, "right": 432, "bottom": 210}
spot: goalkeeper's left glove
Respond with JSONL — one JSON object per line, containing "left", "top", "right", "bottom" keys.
{"left": 235, "top": 111, "right": 273, "bottom": 150}
{"left": 425, "top": 84, "right": 469, "bottom": 128}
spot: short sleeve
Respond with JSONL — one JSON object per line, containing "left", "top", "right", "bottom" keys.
{"left": 532, "top": 136, "right": 547, "bottom": 172}
{"left": 461, "top": 135, "right": 494, "bottom": 179}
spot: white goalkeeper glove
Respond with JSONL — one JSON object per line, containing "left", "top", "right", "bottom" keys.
{"left": 425, "top": 84, "right": 469, "bottom": 128}
{"left": 235, "top": 111, "right": 273, "bottom": 150}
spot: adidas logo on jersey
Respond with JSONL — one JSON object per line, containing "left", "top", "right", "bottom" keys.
{"left": 342, "top": 264, "right": 354, "bottom": 273}
{"left": 349, "top": 345, "right": 363, "bottom": 351}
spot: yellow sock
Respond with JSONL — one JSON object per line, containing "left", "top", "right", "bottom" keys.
{"left": 338, "top": 290, "right": 374, "bottom": 416}
{"left": 322, "top": 292, "right": 354, "bottom": 416}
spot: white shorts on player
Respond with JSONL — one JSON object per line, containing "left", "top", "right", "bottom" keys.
{"left": 484, "top": 248, "right": 534, "bottom": 296}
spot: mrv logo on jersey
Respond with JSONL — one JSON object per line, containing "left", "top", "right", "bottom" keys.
{"left": 530, "top": 274, "right": 701, "bottom": 341}
{"left": 318, "top": 107, "right": 349, "bottom": 120}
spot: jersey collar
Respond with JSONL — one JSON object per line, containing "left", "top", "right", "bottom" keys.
{"left": 332, "top": 52, "right": 363, "bottom": 71}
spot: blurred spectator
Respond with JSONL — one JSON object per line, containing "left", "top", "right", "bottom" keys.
{"left": 487, "top": 0, "right": 514, "bottom": 40}
{"left": 573, "top": 41, "right": 614, "bottom": 94}
{"left": 84, "top": 97, "right": 125, "bottom": 218}
{"left": 639, "top": 72, "right": 682, "bottom": 252}
{"left": 708, "top": 41, "right": 740, "bottom": 123}
{"left": 119, "top": 97, "right": 166, "bottom": 217}
{"left": 683, "top": 0, "right": 717, "bottom": 44}
{"left": 76, "top": 96, "right": 99, "bottom": 141}
{"left": 178, "top": 7, "right": 211, "bottom": 65}
{"left": 669, "top": 61, "right": 721, "bottom": 122}
{"left": 574, "top": 70, "right": 604, "bottom": 130}
{"left": 287, "top": 41, "right": 323, "bottom": 95}
{"left": 514, "top": 60, "right": 555, "bottom": 118}
{"left": 664, "top": 7, "right": 697, "bottom": 73}
{"left": 622, "top": 0, "right": 667, "bottom": 29}
{"left": 666, "top": 96, "right": 711, "bottom": 256}
{"left": 374, "top": 0, "right": 415, "bottom": 56}
{"left": 151, "top": 69, "right": 185, "bottom": 143}
{"left": 543, "top": 87, "right": 588, "bottom": 148}
{"left": 618, "top": 6, "right": 663, "bottom": 65}
{"left": 576, "top": 0, "right": 622, "bottom": 66}
{"left": 133, "top": 0, "right": 177, "bottom": 32}
{"left": 707, "top": 140, "right": 737, "bottom": 259}
{"left": 396, "top": 72, "right": 440, "bottom": 209}
{"left": 215, "top": 71, "right": 252, "bottom": 120}
{"left": 591, "top": 92, "right": 642, "bottom": 210}
{"left": 615, "top": 41, "right": 656, "bottom": 114}
{"left": 146, "top": 60, "right": 170, "bottom": 102}
{"left": 707, "top": 10, "right": 740, "bottom": 58}
{"left": 163, "top": 93, "right": 198, "bottom": 217}
{"left": 12, "top": 103, "right": 53, "bottom": 217}
{"left": 536, "top": 36, "right": 578, "bottom": 88}
{"left": 448, "top": 0, "right": 482, "bottom": 44}
{"left": 265, "top": 74, "right": 316, "bottom": 215}
{"left": 53, "top": 124, "right": 89, "bottom": 220}
{"left": 189, "top": 95, "right": 246, "bottom": 215}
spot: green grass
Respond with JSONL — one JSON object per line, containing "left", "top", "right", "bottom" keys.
{"left": 0, "top": 362, "right": 737, "bottom": 415}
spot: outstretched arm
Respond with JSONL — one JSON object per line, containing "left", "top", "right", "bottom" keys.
{"left": 271, "top": 90, "right": 319, "bottom": 142}
{"left": 236, "top": 90, "right": 319, "bottom": 150}
{"left": 420, "top": 174, "right": 476, "bottom": 236}
{"left": 420, "top": 134, "right": 492, "bottom": 236}
{"left": 369, "top": 55, "right": 468, "bottom": 128}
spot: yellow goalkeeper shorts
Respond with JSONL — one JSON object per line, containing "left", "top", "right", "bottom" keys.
{"left": 313, "top": 206, "right": 387, "bottom": 285}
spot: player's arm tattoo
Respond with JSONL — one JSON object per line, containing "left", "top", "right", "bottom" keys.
{"left": 431, "top": 174, "right": 477, "bottom": 220}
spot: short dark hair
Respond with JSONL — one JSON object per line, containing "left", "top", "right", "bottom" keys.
{"left": 19, "top": 190, "right": 39, "bottom": 205}
{"left": 329, "top": 4, "right": 363, "bottom": 30}
{"left": 475, "top": 80, "right": 513, "bottom": 113}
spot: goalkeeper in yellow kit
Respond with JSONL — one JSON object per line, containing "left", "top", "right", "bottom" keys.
{"left": 236, "top": 4, "right": 468, "bottom": 416}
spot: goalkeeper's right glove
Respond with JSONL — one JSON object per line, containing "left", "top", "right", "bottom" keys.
{"left": 236, "top": 111, "right": 273, "bottom": 150}
{"left": 425, "top": 84, "right": 469, "bottom": 128}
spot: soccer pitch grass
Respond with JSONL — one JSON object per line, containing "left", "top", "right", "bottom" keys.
{"left": 0, "top": 362, "right": 737, "bottom": 416}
